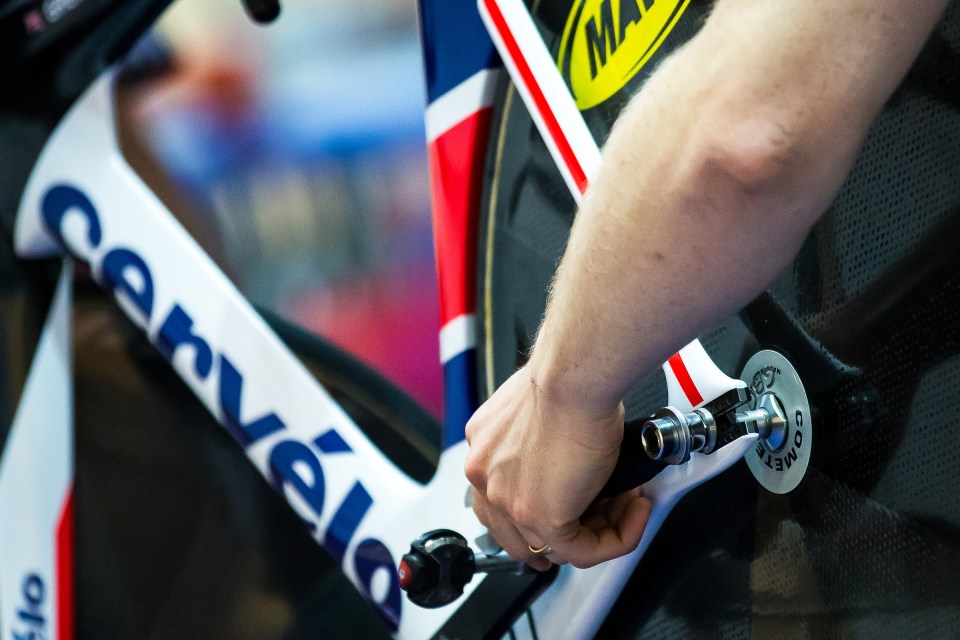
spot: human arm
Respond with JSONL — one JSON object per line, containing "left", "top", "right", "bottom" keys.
{"left": 465, "top": 0, "right": 950, "bottom": 570}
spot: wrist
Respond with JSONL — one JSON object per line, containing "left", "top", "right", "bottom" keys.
{"left": 526, "top": 349, "right": 623, "bottom": 429}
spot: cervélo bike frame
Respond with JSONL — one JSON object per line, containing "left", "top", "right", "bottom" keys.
{"left": 1, "top": 0, "right": 751, "bottom": 638}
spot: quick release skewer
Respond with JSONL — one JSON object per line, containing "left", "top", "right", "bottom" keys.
{"left": 641, "top": 392, "right": 788, "bottom": 465}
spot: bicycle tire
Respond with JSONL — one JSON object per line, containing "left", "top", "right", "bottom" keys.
{"left": 476, "top": 1, "right": 960, "bottom": 637}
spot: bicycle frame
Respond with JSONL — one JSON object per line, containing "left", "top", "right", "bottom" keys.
{"left": 0, "top": 1, "right": 755, "bottom": 638}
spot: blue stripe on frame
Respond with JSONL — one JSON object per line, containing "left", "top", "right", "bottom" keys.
{"left": 442, "top": 348, "right": 479, "bottom": 449}
{"left": 419, "top": 0, "right": 502, "bottom": 103}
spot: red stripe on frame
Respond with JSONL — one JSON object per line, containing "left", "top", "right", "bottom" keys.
{"left": 429, "top": 107, "right": 493, "bottom": 326}
{"left": 668, "top": 353, "right": 704, "bottom": 407}
{"left": 482, "top": 0, "right": 588, "bottom": 194}
{"left": 56, "top": 486, "right": 75, "bottom": 640}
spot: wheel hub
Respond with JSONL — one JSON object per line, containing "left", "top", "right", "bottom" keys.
{"left": 740, "top": 350, "right": 812, "bottom": 494}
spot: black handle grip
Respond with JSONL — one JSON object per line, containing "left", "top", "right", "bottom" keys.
{"left": 595, "top": 419, "right": 667, "bottom": 501}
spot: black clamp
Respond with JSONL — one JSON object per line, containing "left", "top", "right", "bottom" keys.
{"left": 399, "top": 529, "right": 532, "bottom": 608}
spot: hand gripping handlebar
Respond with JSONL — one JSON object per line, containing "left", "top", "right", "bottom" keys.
{"left": 399, "top": 382, "right": 775, "bottom": 608}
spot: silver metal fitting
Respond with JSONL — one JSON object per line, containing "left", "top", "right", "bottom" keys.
{"left": 640, "top": 393, "right": 789, "bottom": 465}
{"left": 737, "top": 393, "right": 788, "bottom": 451}
{"left": 641, "top": 406, "right": 717, "bottom": 465}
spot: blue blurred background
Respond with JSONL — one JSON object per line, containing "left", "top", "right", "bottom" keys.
{"left": 120, "top": 0, "right": 443, "bottom": 417}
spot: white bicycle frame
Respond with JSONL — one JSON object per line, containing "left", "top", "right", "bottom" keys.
{"left": 1, "top": 1, "right": 756, "bottom": 638}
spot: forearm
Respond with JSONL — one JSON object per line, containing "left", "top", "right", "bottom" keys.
{"left": 528, "top": 0, "right": 948, "bottom": 417}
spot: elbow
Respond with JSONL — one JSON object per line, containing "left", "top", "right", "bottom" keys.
{"left": 692, "top": 117, "right": 803, "bottom": 213}
{"left": 675, "top": 112, "right": 836, "bottom": 257}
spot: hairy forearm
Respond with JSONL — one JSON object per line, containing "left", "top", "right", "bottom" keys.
{"left": 528, "top": 0, "right": 948, "bottom": 418}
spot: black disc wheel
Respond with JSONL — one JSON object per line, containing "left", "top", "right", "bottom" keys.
{"left": 477, "top": 1, "right": 960, "bottom": 637}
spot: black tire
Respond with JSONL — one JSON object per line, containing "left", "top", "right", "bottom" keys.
{"left": 477, "top": 2, "right": 960, "bottom": 637}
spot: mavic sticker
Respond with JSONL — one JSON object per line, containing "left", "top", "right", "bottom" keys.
{"left": 558, "top": 0, "right": 690, "bottom": 110}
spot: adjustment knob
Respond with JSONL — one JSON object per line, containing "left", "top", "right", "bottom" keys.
{"left": 399, "top": 529, "right": 476, "bottom": 608}
{"left": 398, "top": 552, "right": 437, "bottom": 593}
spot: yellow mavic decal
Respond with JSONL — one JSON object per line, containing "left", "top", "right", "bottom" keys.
{"left": 558, "top": 0, "right": 690, "bottom": 110}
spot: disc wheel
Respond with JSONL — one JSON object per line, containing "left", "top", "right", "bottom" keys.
{"left": 476, "top": 1, "right": 960, "bottom": 637}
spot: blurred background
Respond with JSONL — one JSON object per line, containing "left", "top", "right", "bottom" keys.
{"left": 117, "top": 0, "right": 442, "bottom": 417}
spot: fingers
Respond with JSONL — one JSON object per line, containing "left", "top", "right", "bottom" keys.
{"left": 473, "top": 489, "right": 553, "bottom": 571}
{"left": 474, "top": 488, "right": 652, "bottom": 570}
{"left": 550, "top": 490, "right": 653, "bottom": 569}
{"left": 516, "top": 523, "right": 569, "bottom": 566}
{"left": 464, "top": 371, "right": 645, "bottom": 570}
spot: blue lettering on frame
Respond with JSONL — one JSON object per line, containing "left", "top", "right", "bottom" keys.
{"left": 38, "top": 183, "right": 401, "bottom": 627}
{"left": 41, "top": 184, "right": 103, "bottom": 260}
{"left": 355, "top": 538, "right": 402, "bottom": 631}
{"left": 219, "top": 354, "right": 285, "bottom": 446}
{"left": 157, "top": 304, "right": 213, "bottom": 379}
{"left": 324, "top": 482, "right": 373, "bottom": 563}
{"left": 314, "top": 428, "right": 352, "bottom": 454}
{"left": 269, "top": 439, "right": 325, "bottom": 516}
{"left": 101, "top": 247, "right": 155, "bottom": 320}
{"left": 13, "top": 573, "right": 46, "bottom": 638}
